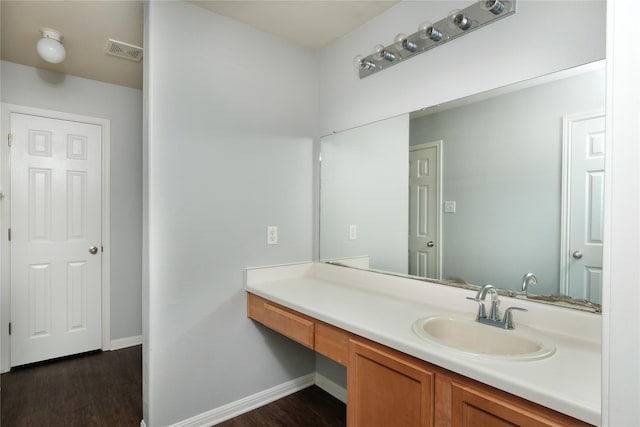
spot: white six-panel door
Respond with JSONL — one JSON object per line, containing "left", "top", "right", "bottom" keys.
{"left": 561, "top": 112, "right": 605, "bottom": 304}
{"left": 408, "top": 142, "right": 441, "bottom": 279}
{"left": 10, "top": 112, "right": 103, "bottom": 367}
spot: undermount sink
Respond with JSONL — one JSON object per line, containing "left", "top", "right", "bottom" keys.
{"left": 412, "top": 315, "right": 556, "bottom": 361}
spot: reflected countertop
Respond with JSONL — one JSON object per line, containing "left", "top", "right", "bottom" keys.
{"left": 245, "top": 261, "right": 601, "bottom": 426}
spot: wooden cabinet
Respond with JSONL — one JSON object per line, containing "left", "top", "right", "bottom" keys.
{"left": 348, "top": 338, "right": 434, "bottom": 427}
{"left": 247, "top": 293, "right": 350, "bottom": 365}
{"left": 450, "top": 378, "right": 591, "bottom": 427}
{"left": 316, "top": 321, "right": 350, "bottom": 366}
{"left": 247, "top": 293, "right": 314, "bottom": 348}
{"left": 246, "top": 292, "right": 593, "bottom": 427}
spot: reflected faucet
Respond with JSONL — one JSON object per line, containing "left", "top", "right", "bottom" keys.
{"left": 522, "top": 273, "right": 537, "bottom": 294}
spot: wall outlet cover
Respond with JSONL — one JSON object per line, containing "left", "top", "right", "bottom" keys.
{"left": 267, "top": 226, "right": 278, "bottom": 245}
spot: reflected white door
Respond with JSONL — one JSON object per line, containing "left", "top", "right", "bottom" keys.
{"left": 561, "top": 112, "right": 605, "bottom": 303}
{"left": 408, "top": 142, "right": 440, "bottom": 278}
{"left": 10, "top": 112, "right": 102, "bottom": 367}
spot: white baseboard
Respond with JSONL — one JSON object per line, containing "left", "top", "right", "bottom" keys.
{"left": 168, "top": 373, "right": 315, "bottom": 427}
{"left": 315, "top": 372, "right": 347, "bottom": 403}
{"left": 140, "top": 420, "right": 147, "bottom": 427}
{"left": 110, "top": 335, "right": 142, "bottom": 351}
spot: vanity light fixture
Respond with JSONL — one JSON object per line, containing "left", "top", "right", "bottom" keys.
{"left": 353, "top": 0, "right": 516, "bottom": 78}
{"left": 36, "top": 28, "right": 66, "bottom": 64}
{"left": 481, "top": 0, "right": 506, "bottom": 15}
{"left": 449, "top": 10, "right": 473, "bottom": 31}
{"left": 394, "top": 33, "right": 418, "bottom": 52}
{"left": 418, "top": 22, "right": 445, "bottom": 42}
{"left": 353, "top": 55, "right": 377, "bottom": 70}
{"left": 372, "top": 44, "right": 397, "bottom": 62}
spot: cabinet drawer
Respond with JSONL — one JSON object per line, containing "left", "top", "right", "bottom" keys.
{"left": 315, "top": 321, "right": 350, "bottom": 365}
{"left": 247, "top": 293, "right": 314, "bottom": 348}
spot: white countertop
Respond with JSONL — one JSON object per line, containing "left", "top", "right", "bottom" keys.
{"left": 245, "top": 262, "right": 601, "bottom": 426}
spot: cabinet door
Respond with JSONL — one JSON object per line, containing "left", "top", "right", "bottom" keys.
{"left": 451, "top": 381, "right": 591, "bottom": 427}
{"left": 348, "top": 339, "right": 434, "bottom": 427}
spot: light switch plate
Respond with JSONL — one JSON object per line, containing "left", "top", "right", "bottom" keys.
{"left": 444, "top": 201, "right": 456, "bottom": 213}
{"left": 349, "top": 225, "right": 357, "bottom": 240}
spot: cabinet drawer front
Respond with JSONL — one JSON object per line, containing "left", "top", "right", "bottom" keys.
{"left": 315, "top": 322, "right": 349, "bottom": 366}
{"left": 247, "top": 293, "right": 314, "bottom": 348}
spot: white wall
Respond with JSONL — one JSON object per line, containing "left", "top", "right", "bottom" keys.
{"left": 410, "top": 69, "right": 605, "bottom": 295}
{"left": 319, "top": 1, "right": 605, "bottom": 135}
{"left": 320, "top": 114, "right": 409, "bottom": 273}
{"left": 602, "top": 1, "right": 640, "bottom": 424}
{"left": 145, "top": 2, "right": 319, "bottom": 425}
{"left": 0, "top": 60, "right": 143, "bottom": 341}
{"left": 316, "top": 0, "right": 605, "bottom": 402}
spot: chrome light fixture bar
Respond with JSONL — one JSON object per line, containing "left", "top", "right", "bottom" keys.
{"left": 354, "top": 0, "right": 516, "bottom": 78}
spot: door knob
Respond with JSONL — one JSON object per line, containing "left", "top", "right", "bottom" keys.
{"left": 572, "top": 250, "right": 583, "bottom": 259}
{"left": 427, "top": 241, "right": 435, "bottom": 247}
{"left": 89, "top": 246, "right": 99, "bottom": 255}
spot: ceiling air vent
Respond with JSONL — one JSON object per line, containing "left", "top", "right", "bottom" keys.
{"left": 104, "top": 39, "right": 143, "bottom": 62}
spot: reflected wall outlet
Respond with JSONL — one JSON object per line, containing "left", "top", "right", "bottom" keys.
{"left": 444, "top": 201, "right": 457, "bottom": 213}
{"left": 349, "top": 225, "right": 357, "bottom": 240}
{"left": 267, "top": 226, "right": 278, "bottom": 245}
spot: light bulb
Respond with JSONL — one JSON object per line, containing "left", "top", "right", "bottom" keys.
{"left": 36, "top": 29, "right": 66, "bottom": 64}
{"left": 448, "top": 9, "right": 472, "bottom": 31}
{"left": 372, "top": 44, "right": 396, "bottom": 62}
{"left": 480, "top": 0, "right": 505, "bottom": 15}
{"left": 418, "top": 21, "right": 444, "bottom": 42}
{"left": 394, "top": 33, "right": 417, "bottom": 52}
{"left": 353, "top": 54, "right": 376, "bottom": 70}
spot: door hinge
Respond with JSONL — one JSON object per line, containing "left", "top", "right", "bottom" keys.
{"left": 8, "top": 228, "right": 10, "bottom": 241}
{"left": 8, "top": 322, "right": 11, "bottom": 335}
{"left": 8, "top": 133, "right": 12, "bottom": 147}
{"left": 101, "top": 246, "right": 104, "bottom": 253}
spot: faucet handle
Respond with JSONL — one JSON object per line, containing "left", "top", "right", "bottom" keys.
{"left": 466, "top": 296, "right": 487, "bottom": 319}
{"left": 503, "top": 306, "right": 528, "bottom": 329}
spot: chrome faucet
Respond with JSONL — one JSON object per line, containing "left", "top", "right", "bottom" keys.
{"left": 467, "top": 284, "right": 528, "bottom": 329}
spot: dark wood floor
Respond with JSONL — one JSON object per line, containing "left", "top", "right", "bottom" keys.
{"left": 1, "top": 345, "right": 142, "bottom": 427}
{"left": 1, "top": 345, "right": 346, "bottom": 427}
{"left": 218, "top": 386, "right": 346, "bottom": 427}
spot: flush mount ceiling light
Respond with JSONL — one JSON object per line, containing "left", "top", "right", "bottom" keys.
{"left": 36, "top": 28, "right": 66, "bottom": 64}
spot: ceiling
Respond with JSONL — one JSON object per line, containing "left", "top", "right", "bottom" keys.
{"left": 189, "top": 1, "right": 399, "bottom": 50}
{"left": 1, "top": 1, "right": 145, "bottom": 89}
{"left": 1, "top": 1, "right": 399, "bottom": 90}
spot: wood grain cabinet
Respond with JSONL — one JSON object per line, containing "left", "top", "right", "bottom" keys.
{"left": 246, "top": 293, "right": 593, "bottom": 427}
{"left": 450, "top": 379, "right": 591, "bottom": 427}
{"left": 247, "top": 293, "right": 350, "bottom": 365}
{"left": 348, "top": 338, "right": 434, "bottom": 427}
{"left": 316, "top": 321, "right": 350, "bottom": 366}
{"left": 247, "top": 293, "right": 315, "bottom": 348}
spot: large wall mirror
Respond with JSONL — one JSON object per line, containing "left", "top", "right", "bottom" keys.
{"left": 320, "top": 60, "right": 605, "bottom": 311}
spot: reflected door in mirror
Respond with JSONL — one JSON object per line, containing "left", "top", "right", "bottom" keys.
{"left": 562, "top": 112, "right": 605, "bottom": 304}
{"left": 409, "top": 142, "right": 441, "bottom": 279}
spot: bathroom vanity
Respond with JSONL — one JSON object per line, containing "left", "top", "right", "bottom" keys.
{"left": 245, "top": 262, "right": 600, "bottom": 426}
